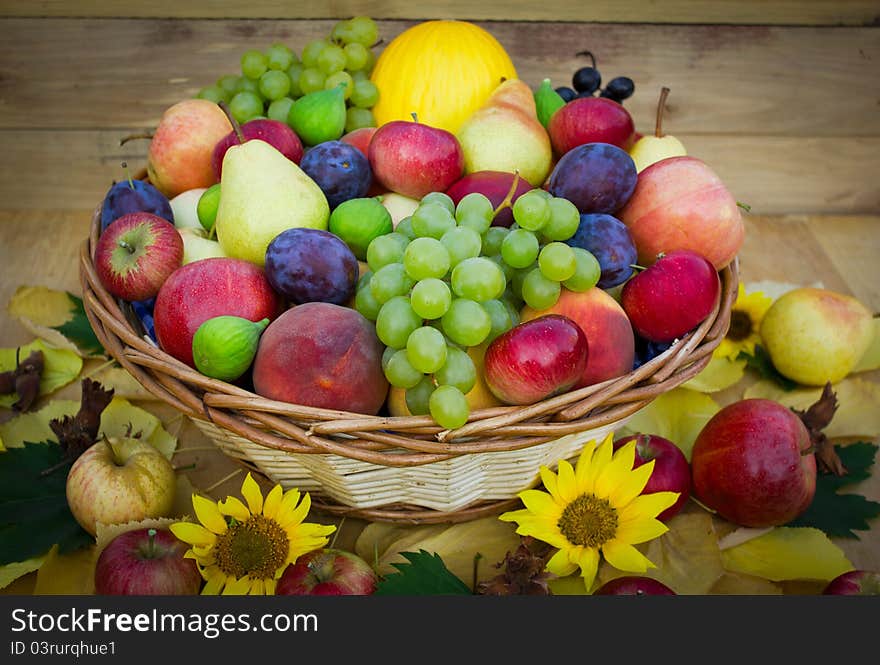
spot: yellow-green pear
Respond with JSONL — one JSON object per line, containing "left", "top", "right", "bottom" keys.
{"left": 214, "top": 139, "right": 329, "bottom": 265}
{"left": 629, "top": 86, "right": 687, "bottom": 172}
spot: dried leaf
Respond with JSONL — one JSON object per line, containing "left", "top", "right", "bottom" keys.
{"left": 476, "top": 536, "right": 554, "bottom": 595}
{"left": 0, "top": 400, "right": 79, "bottom": 451}
{"left": 618, "top": 388, "right": 721, "bottom": 460}
{"left": 0, "top": 551, "right": 49, "bottom": 590}
{"left": 0, "top": 340, "right": 82, "bottom": 409}
{"left": 709, "top": 572, "right": 783, "bottom": 595}
{"left": 851, "top": 318, "right": 880, "bottom": 373}
{"left": 717, "top": 527, "right": 774, "bottom": 551}
{"left": 33, "top": 544, "right": 97, "bottom": 595}
{"left": 0, "top": 349, "right": 44, "bottom": 412}
{"left": 720, "top": 527, "right": 853, "bottom": 582}
{"left": 50, "top": 378, "right": 114, "bottom": 465}
{"left": 7, "top": 286, "right": 104, "bottom": 357}
{"left": 683, "top": 356, "right": 747, "bottom": 393}
{"left": 546, "top": 575, "right": 590, "bottom": 595}
{"left": 90, "top": 365, "right": 155, "bottom": 402}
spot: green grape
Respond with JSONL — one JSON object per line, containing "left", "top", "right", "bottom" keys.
{"left": 384, "top": 348, "right": 424, "bottom": 389}
{"left": 362, "top": 48, "right": 377, "bottom": 75}
{"left": 538, "top": 242, "right": 577, "bottom": 282}
{"left": 481, "top": 226, "right": 510, "bottom": 256}
{"left": 343, "top": 42, "right": 370, "bottom": 71}
{"left": 521, "top": 268, "right": 561, "bottom": 310}
{"left": 354, "top": 279, "right": 382, "bottom": 321}
{"left": 403, "top": 237, "right": 451, "bottom": 281}
{"left": 440, "top": 226, "right": 482, "bottom": 267}
{"left": 325, "top": 71, "right": 353, "bottom": 99}
{"left": 347, "top": 16, "right": 379, "bottom": 46}
{"left": 317, "top": 44, "right": 347, "bottom": 75}
{"left": 488, "top": 253, "right": 516, "bottom": 282}
{"left": 369, "top": 262, "right": 414, "bottom": 304}
{"left": 258, "top": 70, "right": 291, "bottom": 101}
{"left": 421, "top": 192, "right": 455, "bottom": 215}
{"left": 500, "top": 228, "right": 540, "bottom": 269}
{"left": 196, "top": 85, "right": 228, "bottom": 103}
{"left": 286, "top": 63, "right": 305, "bottom": 97}
{"left": 366, "top": 232, "right": 409, "bottom": 272}
{"left": 331, "top": 19, "right": 355, "bottom": 44}
{"left": 235, "top": 76, "right": 262, "bottom": 95}
{"left": 405, "top": 376, "right": 436, "bottom": 416}
{"left": 441, "top": 298, "right": 492, "bottom": 347}
{"left": 456, "top": 212, "right": 492, "bottom": 236}
{"left": 406, "top": 326, "right": 447, "bottom": 374}
{"left": 298, "top": 68, "right": 326, "bottom": 95}
{"left": 483, "top": 298, "right": 514, "bottom": 343}
{"left": 241, "top": 49, "right": 268, "bottom": 79}
{"left": 228, "top": 91, "right": 264, "bottom": 123}
{"left": 563, "top": 247, "right": 602, "bottom": 292}
{"left": 375, "top": 295, "right": 422, "bottom": 349}
{"left": 542, "top": 197, "right": 581, "bottom": 241}
{"left": 350, "top": 69, "right": 369, "bottom": 82}
{"left": 265, "top": 43, "right": 295, "bottom": 71}
{"left": 381, "top": 344, "right": 396, "bottom": 370}
{"left": 451, "top": 257, "right": 506, "bottom": 302}
{"left": 267, "top": 97, "right": 295, "bottom": 123}
{"left": 345, "top": 107, "right": 376, "bottom": 132}
{"left": 410, "top": 278, "right": 452, "bottom": 320}
{"left": 349, "top": 79, "right": 380, "bottom": 108}
{"left": 217, "top": 74, "right": 240, "bottom": 96}
{"left": 395, "top": 216, "right": 415, "bottom": 240}
{"left": 412, "top": 202, "right": 456, "bottom": 239}
{"left": 301, "top": 39, "right": 329, "bottom": 67}
{"left": 513, "top": 190, "right": 551, "bottom": 231}
{"left": 455, "top": 192, "right": 494, "bottom": 225}
{"left": 434, "top": 346, "right": 476, "bottom": 394}
{"left": 429, "top": 385, "right": 470, "bottom": 430}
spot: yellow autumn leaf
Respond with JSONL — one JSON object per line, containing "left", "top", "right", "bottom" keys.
{"left": 89, "top": 364, "right": 155, "bottom": 402}
{"left": 547, "top": 575, "right": 590, "bottom": 595}
{"left": 0, "top": 551, "right": 49, "bottom": 590}
{"left": 720, "top": 527, "right": 853, "bottom": 582}
{"left": 0, "top": 400, "right": 79, "bottom": 450}
{"left": 618, "top": 388, "right": 721, "bottom": 460}
{"left": 682, "top": 356, "right": 748, "bottom": 393}
{"left": 7, "top": 286, "right": 85, "bottom": 355}
{"left": 33, "top": 545, "right": 97, "bottom": 595}
{"left": 0, "top": 339, "right": 83, "bottom": 409}
{"left": 710, "top": 572, "right": 783, "bottom": 595}
{"left": 852, "top": 318, "right": 880, "bottom": 373}
{"left": 744, "top": 377, "right": 880, "bottom": 438}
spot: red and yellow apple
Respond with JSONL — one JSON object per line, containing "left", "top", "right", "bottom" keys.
{"left": 276, "top": 548, "right": 378, "bottom": 596}
{"left": 547, "top": 97, "right": 635, "bottom": 156}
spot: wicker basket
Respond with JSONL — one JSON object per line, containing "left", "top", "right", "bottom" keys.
{"left": 80, "top": 205, "right": 738, "bottom": 524}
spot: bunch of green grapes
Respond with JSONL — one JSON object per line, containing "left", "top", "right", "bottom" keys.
{"left": 196, "top": 16, "right": 382, "bottom": 132}
{"left": 354, "top": 188, "right": 602, "bottom": 431}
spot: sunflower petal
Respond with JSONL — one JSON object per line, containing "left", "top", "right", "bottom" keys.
{"left": 240, "top": 473, "right": 264, "bottom": 515}
{"left": 594, "top": 439, "right": 639, "bottom": 499}
{"left": 170, "top": 521, "right": 216, "bottom": 547}
{"left": 222, "top": 576, "right": 252, "bottom": 595}
{"left": 262, "top": 484, "right": 284, "bottom": 519}
{"left": 577, "top": 547, "right": 601, "bottom": 591}
{"left": 202, "top": 568, "right": 226, "bottom": 595}
{"left": 616, "top": 516, "right": 670, "bottom": 545}
{"left": 538, "top": 465, "right": 560, "bottom": 501}
{"left": 265, "top": 578, "right": 278, "bottom": 595}
{"left": 602, "top": 540, "right": 655, "bottom": 574}
{"left": 278, "top": 490, "right": 311, "bottom": 529}
{"left": 607, "top": 460, "right": 655, "bottom": 507}
{"left": 547, "top": 548, "right": 579, "bottom": 577}
{"left": 619, "top": 491, "right": 680, "bottom": 522}
{"left": 556, "top": 459, "right": 578, "bottom": 503}
{"left": 218, "top": 496, "right": 251, "bottom": 521}
{"left": 249, "top": 578, "right": 265, "bottom": 595}
{"left": 582, "top": 434, "right": 613, "bottom": 491}
{"left": 574, "top": 441, "right": 597, "bottom": 491}
{"left": 192, "top": 494, "right": 228, "bottom": 535}
{"left": 519, "top": 489, "right": 561, "bottom": 518}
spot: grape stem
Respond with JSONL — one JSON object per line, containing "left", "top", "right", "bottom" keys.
{"left": 575, "top": 50, "right": 597, "bottom": 69}
{"left": 218, "top": 101, "right": 246, "bottom": 143}
{"left": 119, "top": 132, "right": 154, "bottom": 146}
{"left": 655, "top": 87, "right": 671, "bottom": 138}
{"left": 492, "top": 170, "right": 522, "bottom": 220}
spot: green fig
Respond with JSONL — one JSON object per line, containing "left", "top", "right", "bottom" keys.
{"left": 534, "top": 78, "right": 566, "bottom": 129}
{"left": 192, "top": 316, "right": 270, "bottom": 381}
{"left": 287, "top": 84, "right": 347, "bottom": 146}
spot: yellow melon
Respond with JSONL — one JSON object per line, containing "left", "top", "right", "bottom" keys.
{"left": 369, "top": 20, "right": 518, "bottom": 134}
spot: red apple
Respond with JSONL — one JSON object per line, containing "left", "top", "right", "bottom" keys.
{"left": 613, "top": 433, "right": 691, "bottom": 521}
{"left": 153, "top": 257, "right": 280, "bottom": 367}
{"left": 94, "top": 212, "right": 183, "bottom": 302}
{"left": 94, "top": 527, "right": 201, "bottom": 595}
{"left": 484, "top": 314, "right": 588, "bottom": 405}
{"left": 822, "top": 570, "right": 880, "bottom": 595}
{"left": 620, "top": 249, "right": 721, "bottom": 343}
{"left": 444, "top": 170, "right": 533, "bottom": 227}
{"left": 212, "top": 118, "right": 304, "bottom": 180}
{"left": 275, "top": 548, "right": 378, "bottom": 596}
{"left": 691, "top": 399, "right": 817, "bottom": 528}
{"left": 368, "top": 117, "right": 464, "bottom": 199}
{"left": 340, "top": 126, "right": 377, "bottom": 159}
{"left": 593, "top": 576, "right": 676, "bottom": 595}
{"left": 548, "top": 97, "right": 635, "bottom": 157}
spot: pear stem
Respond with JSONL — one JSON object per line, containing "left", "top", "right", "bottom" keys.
{"left": 410, "top": 112, "right": 419, "bottom": 123}
{"left": 121, "top": 162, "right": 135, "bottom": 190}
{"left": 655, "top": 86, "right": 670, "bottom": 138}
{"left": 218, "top": 101, "right": 245, "bottom": 144}
{"left": 492, "top": 171, "right": 522, "bottom": 220}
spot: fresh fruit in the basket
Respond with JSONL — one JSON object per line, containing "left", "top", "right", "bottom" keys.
{"left": 153, "top": 257, "right": 280, "bottom": 367}
{"left": 534, "top": 78, "right": 566, "bottom": 129}
{"left": 600, "top": 76, "right": 636, "bottom": 103}
{"left": 94, "top": 528, "right": 201, "bottom": 595}
{"left": 94, "top": 212, "right": 184, "bottom": 302}
{"left": 521, "top": 286, "right": 635, "bottom": 388}
{"left": 621, "top": 250, "right": 721, "bottom": 343}
{"left": 66, "top": 436, "right": 177, "bottom": 536}
{"left": 571, "top": 52, "right": 602, "bottom": 96}
{"left": 146, "top": 99, "right": 231, "bottom": 199}
{"left": 632, "top": 335, "right": 673, "bottom": 370}
{"left": 759, "top": 287, "right": 875, "bottom": 386}
{"left": 484, "top": 314, "right": 588, "bottom": 405}
{"left": 445, "top": 170, "right": 532, "bottom": 227}
{"left": 329, "top": 197, "right": 393, "bottom": 260}
{"left": 368, "top": 116, "right": 465, "bottom": 199}
{"left": 547, "top": 97, "right": 635, "bottom": 156}
{"left": 822, "top": 570, "right": 880, "bottom": 595}
{"left": 690, "top": 398, "right": 817, "bottom": 528}
{"left": 192, "top": 315, "right": 269, "bottom": 381}
{"left": 547, "top": 142, "right": 638, "bottom": 215}
{"left": 456, "top": 78, "right": 553, "bottom": 187}
{"left": 377, "top": 192, "right": 420, "bottom": 227}
{"left": 369, "top": 19, "right": 517, "bottom": 134}
{"left": 264, "top": 227, "right": 359, "bottom": 305}
{"left": 213, "top": 139, "right": 330, "bottom": 266}
{"left": 565, "top": 213, "right": 638, "bottom": 289}
{"left": 340, "top": 126, "right": 377, "bottom": 158}
{"left": 211, "top": 117, "right": 304, "bottom": 180}
{"left": 101, "top": 171, "right": 174, "bottom": 231}
{"left": 177, "top": 227, "right": 227, "bottom": 264}
{"left": 629, "top": 86, "right": 687, "bottom": 173}
{"left": 168, "top": 187, "right": 206, "bottom": 230}
{"left": 276, "top": 548, "right": 378, "bottom": 595}
{"left": 613, "top": 433, "right": 691, "bottom": 521}
{"left": 617, "top": 156, "right": 744, "bottom": 270}
{"left": 593, "top": 576, "right": 676, "bottom": 595}
{"left": 287, "top": 84, "right": 348, "bottom": 147}
{"left": 252, "top": 302, "right": 388, "bottom": 415}
{"left": 299, "top": 140, "right": 372, "bottom": 209}
{"left": 131, "top": 297, "right": 157, "bottom": 342}
{"left": 196, "top": 183, "right": 221, "bottom": 233}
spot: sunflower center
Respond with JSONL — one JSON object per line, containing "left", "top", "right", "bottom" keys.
{"left": 213, "top": 515, "right": 290, "bottom": 580}
{"left": 726, "top": 310, "right": 754, "bottom": 342}
{"left": 557, "top": 493, "right": 619, "bottom": 548}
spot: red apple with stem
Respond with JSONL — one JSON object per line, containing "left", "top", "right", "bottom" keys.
{"left": 275, "top": 548, "right": 378, "bottom": 595}
{"left": 822, "top": 570, "right": 880, "bottom": 595}
{"left": 614, "top": 433, "right": 691, "bottom": 521}
{"left": 368, "top": 113, "right": 464, "bottom": 199}
{"left": 94, "top": 211, "right": 184, "bottom": 301}
{"left": 548, "top": 96, "right": 636, "bottom": 156}
{"left": 593, "top": 576, "right": 676, "bottom": 595}
{"left": 212, "top": 116, "right": 304, "bottom": 180}
{"left": 94, "top": 527, "right": 201, "bottom": 595}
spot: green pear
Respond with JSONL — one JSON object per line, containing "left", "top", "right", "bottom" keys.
{"left": 214, "top": 139, "right": 329, "bottom": 265}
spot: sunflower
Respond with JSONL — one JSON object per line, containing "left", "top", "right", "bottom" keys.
{"left": 714, "top": 283, "right": 772, "bottom": 360}
{"left": 171, "top": 473, "right": 336, "bottom": 595}
{"left": 499, "top": 433, "right": 678, "bottom": 592}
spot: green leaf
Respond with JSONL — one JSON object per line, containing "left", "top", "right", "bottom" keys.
{"left": 0, "top": 441, "right": 93, "bottom": 565}
{"left": 374, "top": 549, "right": 472, "bottom": 596}
{"left": 57, "top": 294, "right": 105, "bottom": 357}
{"left": 788, "top": 442, "right": 880, "bottom": 538}
{"left": 739, "top": 345, "right": 798, "bottom": 391}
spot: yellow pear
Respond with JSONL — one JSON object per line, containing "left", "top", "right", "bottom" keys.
{"left": 456, "top": 78, "right": 553, "bottom": 187}
{"left": 629, "top": 86, "right": 687, "bottom": 172}
{"left": 214, "top": 139, "right": 329, "bottom": 266}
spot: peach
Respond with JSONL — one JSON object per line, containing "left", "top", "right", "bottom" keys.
{"left": 521, "top": 287, "right": 635, "bottom": 388}
{"left": 616, "top": 156, "right": 744, "bottom": 270}
{"left": 252, "top": 302, "right": 388, "bottom": 415}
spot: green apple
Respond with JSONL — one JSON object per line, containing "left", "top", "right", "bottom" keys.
{"left": 628, "top": 86, "right": 687, "bottom": 172}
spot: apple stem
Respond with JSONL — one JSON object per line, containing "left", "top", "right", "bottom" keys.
{"left": 118, "top": 239, "right": 137, "bottom": 255}
{"left": 147, "top": 528, "right": 157, "bottom": 558}
{"left": 218, "top": 101, "right": 245, "bottom": 144}
{"left": 119, "top": 132, "right": 154, "bottom": 146}
{"left": 471, "top": 552, "right": 483, "bottom": 593}
{"left": 655, "top": 86, "right": 670, "bottom": 138}
{"left": 492, "top": 170, "right": 522, "bottom": 220}
{"left": 410, "top": 112, "right": 419, "bottom": 123}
